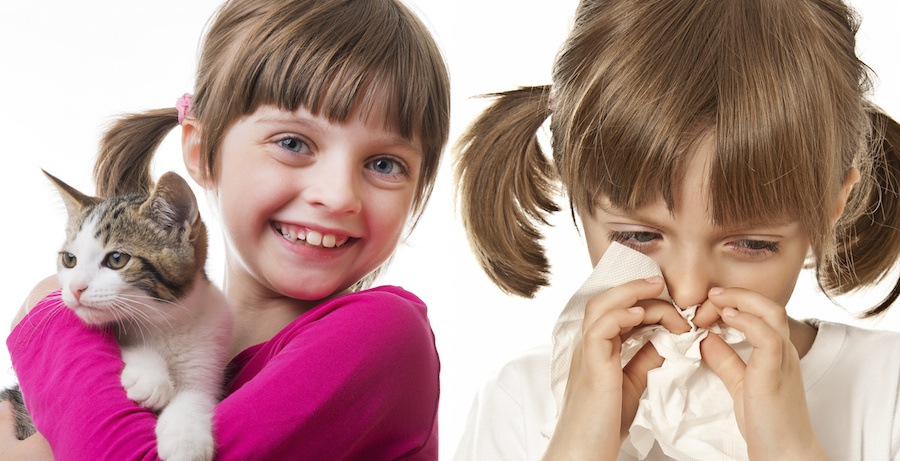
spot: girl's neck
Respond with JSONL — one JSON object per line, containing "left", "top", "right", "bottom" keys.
{"left": 222, "top": 271, "right": 321, "bottom": 358}
{"left": 788, "top": 317, "right": 818, "bottom": 359}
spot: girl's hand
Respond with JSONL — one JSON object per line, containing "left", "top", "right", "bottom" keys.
{"left": 544, "top": 276, "right": 691, "bottom": 461}
{"left": 0, "top": 401, "right": 53, "bottom": 460}
{"left": 699, "top": 287, "right": 829, "bottom": 461}
{"left": 12, "top": 276, "right": 59, "bottom": 331}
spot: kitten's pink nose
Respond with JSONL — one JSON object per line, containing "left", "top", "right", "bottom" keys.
{"left": 73, "top": 287, "right": 87, "bottom": 302}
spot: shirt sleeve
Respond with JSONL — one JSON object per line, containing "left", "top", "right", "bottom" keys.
{"left": 452, "top": 377, "right": 529, "bottom": 461}
{"left": 8, "top": 291, "right": 161, "bottom": 460}
{"left": 7, "top": 288, "right": 440, "bottom": 461}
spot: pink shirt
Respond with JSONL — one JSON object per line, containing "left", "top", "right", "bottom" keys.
{"left": 7, "top": 286, "right": 439, "bottom": 460}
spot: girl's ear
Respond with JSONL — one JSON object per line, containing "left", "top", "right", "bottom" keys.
{"left": 181, "top": 118, "right": 211, "bottom": 189}
{"left": 832, "top": 166, "right": 861, "bottom": 223}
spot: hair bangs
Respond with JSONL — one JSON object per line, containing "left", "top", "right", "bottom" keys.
{"left": 555, "top": 0, "right": 722, "bottom": 217}
{"left": 232, "top": 1, "right": 408, "bottom": 135}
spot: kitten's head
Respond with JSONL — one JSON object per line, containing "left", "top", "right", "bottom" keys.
{"left": 45, "top": 170, "right": 206, "bottom": 326}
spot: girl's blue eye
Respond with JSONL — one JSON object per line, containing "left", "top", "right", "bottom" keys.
{"left": 278, "top": 137, "right": 309, "bottom": 154}
{"left": 367, "top": 157, "right": 407, "bottom": 177}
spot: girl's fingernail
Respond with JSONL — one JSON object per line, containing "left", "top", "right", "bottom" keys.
{"left": 722, "top": 307, "right": 738, "bottom": 318}
{"left": 628, "top": 306, "right": 643, "bottom": 314}
{"left": 709, "top": 287, "right": 724, "bottom": 296}
{"left": 645, "top": 275, "right": 663, "bottom": 284}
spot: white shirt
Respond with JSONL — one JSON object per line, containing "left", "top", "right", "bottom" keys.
{"left": 453, "top": 320, "right": 900, "bottom": 461}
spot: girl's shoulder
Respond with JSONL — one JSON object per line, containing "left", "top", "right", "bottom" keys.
{"left": 313, "top": 285, "right": 430, "bottom": 329}
{"left": 226, "top": 285, "right": 439, "bottom": 393}
{"left": 803, "top": 319, "right": 900, "bottom": 383}
{"left": 807, "top": 319, "right": 900, "bottom": 350}
{"left": 267, "top": 285, "right": 435, "bottom": 355}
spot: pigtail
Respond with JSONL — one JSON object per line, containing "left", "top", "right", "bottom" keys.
{"left": 454, "top": 85, "right": 560, "bottom": 298}
{"left": 93, "top": 108, "right": 180, "bottom": 198}
{"left": 825, "top": 110, "right": 900, "bottom": 316}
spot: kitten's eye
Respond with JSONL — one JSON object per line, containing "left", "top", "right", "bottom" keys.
{"left": 59, "top": 252, "right": 77, "bottom": 269}
{"left": 104, "top": 252, "right": 131, "bottom": 270}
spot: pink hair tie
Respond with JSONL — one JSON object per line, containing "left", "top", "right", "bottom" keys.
{"left": 176, "top": 93, "right": 193, "bottom": 124}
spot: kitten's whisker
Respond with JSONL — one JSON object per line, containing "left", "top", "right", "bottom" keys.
{"left": 17, "top": 301, "right": 69, "bottom": 348}
{"left": 116, "top": 303, "right": 174, "bottom": 334}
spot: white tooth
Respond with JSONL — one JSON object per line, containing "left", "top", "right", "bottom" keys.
{"left": 306, "top": 230, "right": 323, "bottom": 246}
{"left": 322, "top": 234, "right": 336, "bottom": 248}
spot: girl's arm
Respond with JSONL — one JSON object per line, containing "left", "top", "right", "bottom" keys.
{"left": 8, "top": 288, "right": 439, "bottom": 461}
{"left": 9, "top": 292, "right": 160, "bottom": 460}
{"left": 0, "top": 402, "right": 52, "bottom": 461}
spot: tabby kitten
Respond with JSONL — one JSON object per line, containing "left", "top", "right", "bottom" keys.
{"left": 5, "top": 171, "right": 233, "bottom": 461}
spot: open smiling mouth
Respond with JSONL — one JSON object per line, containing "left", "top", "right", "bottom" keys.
{"left": 273, "top": 222, "right": 354, "bottom": 249}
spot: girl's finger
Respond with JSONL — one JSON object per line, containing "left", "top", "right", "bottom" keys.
{"left": 640, "top": 301, "right": 691, "bottom": 334}
{"left": 699, "top": 333, "right": 747, "bottom": 399}
{"left": 622, "top": 341, "right": 664, "bottom": 397}
{"left": 718, "top": 306, "right": 787, "bottom": 376}
{"left": 582, "top": 306, "right": 647, "bottom": 362}
{"left": 707, "top": 287, "right": 790, "bottom": 339}
{"left": 617, "top": 300, "right": 691, "bottom": 340}
{"left": 691, "top": 298, "right": 722, "bottom": 329}
{"left": 621, "top": 341, "right": 664, "bottom": 437}
{"left": 582, "top": 276, "right": 665, "bottom": 331}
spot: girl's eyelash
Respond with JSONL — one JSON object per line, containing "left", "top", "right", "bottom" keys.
{"left": 731, "top": 239, "right": 780, "bottom": 256}
{"left": 273, "top": 135, "right": 311, "bottom": 154}
{"left": 609, "top": 231, "right": 781, "bottom": 258}
{"left": 608, "top": 231, "right": 659, "bottom": 248}
{"left": 367, "top": 156, "right": 410, "bottom": 178}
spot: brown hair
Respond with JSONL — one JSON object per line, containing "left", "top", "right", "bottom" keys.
{"left": 456, "top": 0, "right": 900, "bottom": 316}
{"left": 94, "top": 0, "right": 449, "bottom": 221}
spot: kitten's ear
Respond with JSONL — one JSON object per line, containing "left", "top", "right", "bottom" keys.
{"left": 43, "top": 169, "right": 99, "bottom": 218}
{"left": 142, "top": 172, "right": 200, "bottom": 239}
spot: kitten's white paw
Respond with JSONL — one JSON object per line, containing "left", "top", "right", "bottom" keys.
{"left": 156, "top": 391, "right": 216, "bottom": 461}
{"left": 120, "top": 348, "right": 174, "bottom": 410}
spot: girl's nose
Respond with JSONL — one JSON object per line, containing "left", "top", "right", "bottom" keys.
{"left": 663, "top": 258, "right": 715, "bottom": 309}
{"left": 303, "top": 163, "right": 362, "bottom": 214}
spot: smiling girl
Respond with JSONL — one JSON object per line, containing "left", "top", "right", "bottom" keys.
{"left": 453, "top": 0, "right": 900, "bottom": 459}
{"left": 2, "top": 0, "right": 449, "bottom": 459}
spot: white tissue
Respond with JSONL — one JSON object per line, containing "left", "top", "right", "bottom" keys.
{"left": 549, "top": 242, "right": 751, "bottom": 460}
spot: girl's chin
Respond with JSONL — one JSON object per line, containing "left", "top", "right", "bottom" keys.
{"left": 270, "top": 277, "right": 354, "bottom": 302}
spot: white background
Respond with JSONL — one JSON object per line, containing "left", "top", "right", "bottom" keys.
{"left": 0, "top": 1, "right": 897, "bottom": 459}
